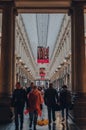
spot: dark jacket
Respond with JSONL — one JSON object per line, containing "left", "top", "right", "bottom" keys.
{"left": 44, "top": 88, "right": 58, "bottom": 107}
{"left": 60, "top": 89, "right": 71, "bottom": 108}
{"left": 11, "top": 88, "right": 27, "bottom": 109}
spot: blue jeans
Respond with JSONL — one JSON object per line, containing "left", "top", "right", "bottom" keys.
{"left": 29, "top": 110, "right": 38, "bottom": 127}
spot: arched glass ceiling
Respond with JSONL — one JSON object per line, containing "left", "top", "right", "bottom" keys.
{"left": 21, "top": 13, "right": 64, "bottom": 59}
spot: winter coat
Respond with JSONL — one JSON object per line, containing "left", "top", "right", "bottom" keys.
{"left": 44, "top": 88, "right": 58, "bottom": 107}
{"left": 11, "top": 88, "right": 27, "bottom": 110}
{"left": 27, "top": 89, "right": 43, "bottom": 116}
{"left": 60, "top": 89, "right": 71, "bottom": 108}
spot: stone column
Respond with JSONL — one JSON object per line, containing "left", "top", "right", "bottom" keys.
{"left": 71, "top": 3, "right": 86, "bottom": 92}
{"left": 0, "top": 2, "right": 16, "bottom": 123}
{"left": 70, "top": 2, "right": 86, "bottom": 129}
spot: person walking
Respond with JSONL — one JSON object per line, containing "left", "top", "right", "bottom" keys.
{"left": 26, "top": 82, "right": 34, "bottom": 95}
{"left": 11, "top": 82, "right": 27, "bottom": 130}
{"left": 59, "top": 84, "right": 72, "bottom": 122}
{"left": 44, "top": 83, "right": 58, "bottom": 126}
{"left": 27, "top": 85, "right": 43, "bottom": 130}
{"left": 26, "top": 82, "right": 34, "bottom": 119}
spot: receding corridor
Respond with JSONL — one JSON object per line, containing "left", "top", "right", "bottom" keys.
{"left": 0, "top": 0, "right": 86, "bottom": 130}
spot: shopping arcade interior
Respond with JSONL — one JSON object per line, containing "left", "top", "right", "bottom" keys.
{"left": 1, "top": 2, "right": 85, "bottom": 129}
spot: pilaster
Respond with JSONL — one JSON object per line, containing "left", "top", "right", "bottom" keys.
{"left": 70, "top": 2, "right": 86, "bottom": 129}
{"left": 0, "top": 2, "right": 16, "bottom": 123}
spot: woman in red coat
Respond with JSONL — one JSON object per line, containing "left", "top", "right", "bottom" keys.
{"left": 27, "top": 85, "right": 43, "bottom": 130}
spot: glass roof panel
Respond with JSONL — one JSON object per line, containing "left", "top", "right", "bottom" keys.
{"left": 22, "top": 13, "right": 64, "bottom": 59}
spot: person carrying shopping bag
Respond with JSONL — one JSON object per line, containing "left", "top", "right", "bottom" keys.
{"left": 27, "top": 85, "right": 43, "bottom": 130}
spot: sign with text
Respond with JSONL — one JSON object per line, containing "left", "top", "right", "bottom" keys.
{"left": 37, "top": 46, "right": 49, "bottom": 63}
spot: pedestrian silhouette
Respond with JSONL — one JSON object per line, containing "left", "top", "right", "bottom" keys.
{"left": 11, "top": 82, "right": 27, "bottom": 130}
{"left": 44, "top": 83, "right": 58, "bottom": 127}
{"left": 59, "top": 85, "right": 72, "bottom": 122}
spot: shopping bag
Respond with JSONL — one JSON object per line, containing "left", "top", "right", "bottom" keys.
{"left": 37, "top": 119, "right": 49, "bottom": 126}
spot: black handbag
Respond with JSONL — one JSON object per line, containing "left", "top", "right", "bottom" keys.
{"left": 53, "top": 103, "right": 61, "bottom": 111}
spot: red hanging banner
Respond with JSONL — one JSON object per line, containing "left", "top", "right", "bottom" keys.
{"left": 37, "top": 46, "right": 49, "bottom": 63}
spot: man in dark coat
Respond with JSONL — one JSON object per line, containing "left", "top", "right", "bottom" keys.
{"left": 44, "top": 83, "right": 58, "bottom": 126}
{"left": 11, "top": 82, "right": 27, "bottom": 130}
{"left": 59, "top": 85, "right": 71, "bottom": 122}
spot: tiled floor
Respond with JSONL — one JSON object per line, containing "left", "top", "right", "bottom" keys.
{"left": 0, "top": 105, "right": 80, "bottom": 130}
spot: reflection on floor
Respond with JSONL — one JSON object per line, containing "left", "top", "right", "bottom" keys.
{"left": 0, "top": 105, "right": 81, "bottom": 130}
